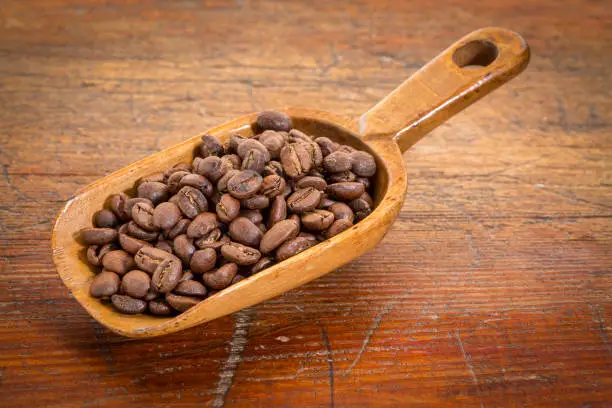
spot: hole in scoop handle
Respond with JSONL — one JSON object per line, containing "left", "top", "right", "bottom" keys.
{"left": 359, "top": 27, "right": 530, "bottom": 152}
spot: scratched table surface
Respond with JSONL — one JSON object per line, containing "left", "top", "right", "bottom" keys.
{"left": 1, "top": 0, "right": 611, "bottom": 407}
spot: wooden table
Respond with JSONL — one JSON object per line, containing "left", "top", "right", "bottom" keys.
{"left": 1, "top": 1, "right": 610, "bottom": 406}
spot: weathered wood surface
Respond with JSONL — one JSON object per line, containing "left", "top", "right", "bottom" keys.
{"left": 0, "top": 0, "right": 610, "bottom": 407}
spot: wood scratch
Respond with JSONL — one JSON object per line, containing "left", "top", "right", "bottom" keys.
{"left": 589, "top": 304, "right": 612, "bottom": 356}
{"left": 2, "top": 164, "right": 41, "bottom": 204}
{"left": 455, "top": 330, "right": 485, "bottom": 408}
{"left": 319, "top": 323, "right": 335, "bottom": 408}
{"left": 212, "top": 309, "right": 253, "bottom": 408}
{"left": 244, "top": 80, "right": 258, "bottom": 112}
{"left": 345, "top": 293, "right": 404, "bottom": 376}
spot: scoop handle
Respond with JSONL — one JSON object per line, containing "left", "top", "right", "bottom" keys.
{"left": 358, "top": 27, "right": 530, "bottom": 152}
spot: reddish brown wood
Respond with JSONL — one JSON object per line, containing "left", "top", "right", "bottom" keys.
{"left": 0, "top": 0, "right": 610, "bottom": 407}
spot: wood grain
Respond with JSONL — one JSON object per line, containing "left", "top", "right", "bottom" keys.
{"left": 0, "top": 0, "right": 610, "bottom": 407}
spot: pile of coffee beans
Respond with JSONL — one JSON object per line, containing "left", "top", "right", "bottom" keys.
{"left": 80, "top": 110, "right": 377, "bottom": 316}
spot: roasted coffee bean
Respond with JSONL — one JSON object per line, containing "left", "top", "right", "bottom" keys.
{"left": 296, "top": 176, "right": 327, "bottom": 191}
{"left": 280, "top": 143, "right": 311, "bottom": 178}
{"left": 176, "top": 186, "right": 208, "bottom": 219}
{"left": 134, "top": 246, "right": 173, "bottom": 274}
{"left": 217, "top": 169, "right": 241, "bottom": 193}
{"left": 190, "top": 248, "right": 217, "bottom": 273}
{"left": 151, "top": 255, "right": 182, "bottom": 293}
{"left": 237, "top": 139, "right": 270, "bottom": 162}
{"left": 318, "top": 195, "right": 336, "bottom": 209}
{"left": 164, "top": 218, "right": 190, "bottom": 240}
{"left": 240, "top": 194, "right": 269, "bottom": 210}
{"left": 276, "top": 236, "right": 317, "bottom": 261}
{"left": 289, "top": 213, "right": 301, "bottom": 225}
{"left": 301, "top": 210, "right": 335, "bottom": 231}
{"left": 193, "top": 228, "right": 222, "bottom": 248}
{"left": 256, "top": 110, "right": 292, "bottom": 132}
{"left": 101, "top": 250, "right": 135, "bottom": 275}
{"left": 354, "top": 208, "right": 372, "bottom": 221}
{"left": 231, "top": 274, "right": 247, "bottom": 284}
{"left": 328, "top": 202, "right": 354, "bottom": 223}
{"left": 287, "top": 187, "right": 321, "bottom": 214}
{"left": 166, "top": 293, "right": 201, "bottom": 312}
{"left": 326, "top": 182, "right": 365, "bottom": 201}
{"left": 153, "top": 202, "right": 181, "bottom": 230}
{"left": 193, "top": 156, "right": 229, "bottom": 183}
{"left": 178, "top": 173, "right": 213, "bottom": 197}
{"left": 229, "top": 217, "right": 263, "bottom": 247}
{"left": 216, "top": 194, "right": 240, "bottom": 223}
{"left": 109, "top": 193, "right": 130, "bottom": 220}
{"left": 323, "top": 151, "right": 352, "bottom": 173}
{"left": 350, "top": 151, "right": 376, "bottom": 177}
{"left": 349, "top": 192, "right": 373, "bottom": 211}
{"left": 241, "top": 149, "right": 267, "bottom": 174}
{"left": 126, "top": 221, "right": 158, "bottom": 241}
{"left": 139, "top": 172, "right": 165, "bottom": 185}
{"left": 145, "top": 288, "right": 160, "bottom": 302}
{"left": 200, "top": 134, "right": 223, "bottom": 157}
{"left": 326, "top": 218, "right": 353, "bottom": 238}
{"left": 260, "top": 219, "right": 300, "bottom": 254}
{"left": 288, "top": 129, "right": 312, "bottom": 144}
{"left": 303, "top": 141, "right": 323, "bottom": 170}
{"left": 308, "top": 169, "right": 325, "bottom": 178}
{"left": 90, "top": 271, "right": 120, "bottom": 298}
{"left": 240, "top": 209, "right": 264, "bottom": 225}
{"left": 251, "top": 257, "right": 274, "bottom": 274}
{"left": 174, "top": 280, "right": 207, "bottom": 297}
{"left": 327, "top": 170, "right": 357, "bottom": 183}
{"left": 186, "top": 212, "right": 218, "bottom": 239}
{"left": 94, "top": 209, "right": 118, "bottom": 228}
{"left": 221, "top": 242, "right": 261, "bottom": 265}
{"left": 81, "top": 227, "right": 117, "bottom": 245}
{"left": 356, "top": 177, "right": 371, "bottom": 190}
{"left": 210, "top": 190, "right": 223, "bottom": 206}
{"left": 229, "top": 134, "right": 247, "bottom": 152}
{"left": 132, "top": 201, "right": 157, "bottom": 231}
{"left": 337, "top": 145, "right": 356, "bottom": 154}
{"left": 180, "top": 270, "right": 194, "bottom": 282}
{"left": 112, "top": 294, "right": 147, "bottom": 314}
{"left": 125, "top": 198, "right": 154, "bottom": 219}
{"left": 137, "top": 181, "right": 169, "bottom": 205}
{"left": 156, "top": 239, "right": 173, "bottom": 253}
{"left": 260, "top": 175, "right": 286, "bottom": 197}
{"left": 87, "top": 243, "right": 119, "bottom": 266}
{"left": 227, "top": 170, "right": 262, "bottom": 199}
{"left": 197, "top": 233, "right": 229, "bottom": 251}
{"left": 167, "top": 170, "right": 191, "bottom": 194}
{"left": 315, "top": 137, "right": 336, "bottom": 156}
{"left": 268, "top": 195, "right": 287, "bottom": 227}
{"left": 259, "top": 130, "right": 284, "bottom": 158}
{"left": 119, "top": 232, "right": 151, "bottom": 254}
{"left": 223, "top": 154, "right": 242, "bottom": 169}
{"left": 164, "top": 163, "right": 192, "bottom": 180}
{"left": 202, "top": 263, "right": 238, "bottom": 289}
{"left": 173, "top": 234, "right": 196, "bottom": 264}
{"left": 149, "top": 299, "right": 173, "bottom": 316}
{"left": 121, "top": 270, "right": 151, "bottom": 299}
{"left": 263, "top": 161, "right": 284, "bottom": 178}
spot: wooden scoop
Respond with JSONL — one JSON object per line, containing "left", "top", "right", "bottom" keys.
{"left": 52, "top": 27, "right": 529, "bottom": 338}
